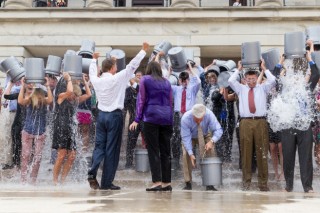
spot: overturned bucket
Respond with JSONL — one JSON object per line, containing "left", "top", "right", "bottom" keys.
{"left": 135, "top": 149, "right": 150, "bottom": 172}
{"left": 200, "top": 157, "right": 222, "bottom": 186}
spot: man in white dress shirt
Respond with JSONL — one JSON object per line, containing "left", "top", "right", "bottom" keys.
{"left": 87, "top": 42, "right": 149, "bottom": 190}
{"left": 228, "top": 60, "right": 276, "bottom": 191}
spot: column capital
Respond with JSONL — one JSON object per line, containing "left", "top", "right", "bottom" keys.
{"left": 170, "top": 0, "right": 198, "bottom": 8}
{"left": 87, "top": 0, "right": 113, "bottom": 8}
{"left": 255, "top": 0, "right": 283, "bottom": 6}
{"left": 4, "top": 0, "right": 33, "bottom": 8}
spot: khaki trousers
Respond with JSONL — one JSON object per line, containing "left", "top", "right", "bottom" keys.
{"left": 239, "top": 119, "right": 269, "bottom": 188}
{"left": 182, "top": 133, "right": 213, "bottom": 183}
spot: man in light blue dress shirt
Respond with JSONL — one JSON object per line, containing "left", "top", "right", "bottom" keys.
{"left": 171, "top": 62, "right": 201, "bottom": 171}
{"left": 181, "top": 104, "right": 223, "bottom": 190}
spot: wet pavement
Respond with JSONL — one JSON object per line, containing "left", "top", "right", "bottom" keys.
{"left": 0, "top": 187, "right": 319, "bottom": 213}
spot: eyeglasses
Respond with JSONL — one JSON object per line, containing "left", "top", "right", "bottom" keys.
{"left": 245, "top": 78, "right": 257, "bottom": 83}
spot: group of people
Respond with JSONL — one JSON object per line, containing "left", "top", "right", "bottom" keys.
{"left": 1, "top": 38, "right": 320, "bottom": 193}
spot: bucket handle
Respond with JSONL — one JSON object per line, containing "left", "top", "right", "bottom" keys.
{"left": 201, "top": 146, "right": 218, "bottom": 161}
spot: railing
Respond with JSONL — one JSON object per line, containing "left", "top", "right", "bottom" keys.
{"left": 2, "top": 0, "right": 320, "bottom": 8}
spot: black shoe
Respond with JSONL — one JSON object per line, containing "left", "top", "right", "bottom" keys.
{"left": 2, "top": 164, "right": 14, "bottom": 170}
{"left": 146, "top": 185, "right": 162, "bottom": 192}
{"left": 161, "top": 185, "right": 172, "bottom": 192}
{"left": 182, "top": 182, "right": 192, "bottom": 190}
{"left": 259, "top": 186, "right": 270, "bottom": 192}
{"left": 206, "top": 185, "right": 218, "bottom": 191}
{"left": 87, "top": 177, "right": 100, "bottom": 190}
{"left": 105, "top": 184, "right": 121, "bottom": 190}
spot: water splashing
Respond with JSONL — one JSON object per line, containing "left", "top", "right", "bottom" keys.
{"left": 267, "top": 58, "right": 315, "bottom": 131}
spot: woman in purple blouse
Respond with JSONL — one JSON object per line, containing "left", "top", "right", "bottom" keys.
{"left": 130, "top": 61, "right": 173, "bottom": 192}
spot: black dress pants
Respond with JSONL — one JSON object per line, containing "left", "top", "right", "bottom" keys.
{"left": 143, "top": 122, "right": 172, "bottom": 183}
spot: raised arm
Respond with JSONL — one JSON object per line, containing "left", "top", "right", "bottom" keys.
{"left": 44, "top": 77, "right": 53, "bottom": 105}
{"left": 57, "top": 72, "right": 73, "bottom": 105}
{"left": 18, "top": 78, "right": 31, "bottom": 106}
{"left": 79, "top": 74, "right": 92, "bottom": 104}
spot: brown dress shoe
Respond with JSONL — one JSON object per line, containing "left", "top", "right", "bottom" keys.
{"left": 88, "top": 178, "right": 100, "bottom": 190}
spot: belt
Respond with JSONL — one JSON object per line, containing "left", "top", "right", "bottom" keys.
{"left": 9, "top": 110, "right": 17, "bottom": 113}
{"left": 241, "top": 116, "right": 266, "bottom": 120}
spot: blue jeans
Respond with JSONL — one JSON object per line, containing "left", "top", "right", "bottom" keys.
{"left": 88, "top": 109, "right": 123, "bottom": 189}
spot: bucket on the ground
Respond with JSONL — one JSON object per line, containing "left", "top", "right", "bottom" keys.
{"left": 135, "top": 148, "right": 150, "bottom": 172}
{"left": 200, "top": 157, "right": 222, "bottom": 186}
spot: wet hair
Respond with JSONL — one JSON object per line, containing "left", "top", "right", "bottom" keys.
{"left": 244, "top": 70, "right": 259, "bottom": 77}
{"left": 179, "top": 72, "right": 189, "bottom": 81}
{"left": 135, "top": 70, "right": 143, "bottom": 75}
{"left": 145, "top": 61, "right": 163, "bottom": 80}
{"left": 101, "top": 57, "right": 117, "bottom": 73}
{"left": 205, "top": 72, "right": 217, "bottom": 82}
{"left": 31, "top": 88, "right": 46, "bottom": 109}
{"left": 72, "top": 83, "right": 82, "bottom": 97}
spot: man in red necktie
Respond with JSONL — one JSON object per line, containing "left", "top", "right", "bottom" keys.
{"left": 171, "top": 61, "right": 201, "bottom": 184}
{"left": 228, "top": 60, "right": 276, "bottom": 192}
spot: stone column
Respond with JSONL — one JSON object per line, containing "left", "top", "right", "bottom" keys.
{"left": 170, "top": 0, "right": 198, "bottom": 8}
{"left": 4, "top": 0, "right": 32, "bottom": 8}
{"left": 87, "top": 0, "right": 113, "bottom": 8}
{"left": 255, "top": 0, "right": 283, "bottom": 6}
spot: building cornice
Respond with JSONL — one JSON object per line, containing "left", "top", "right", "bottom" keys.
{"left": 1, "top": 7, "right": 320, "bottom": 22}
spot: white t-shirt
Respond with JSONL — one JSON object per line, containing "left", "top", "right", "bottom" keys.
{"left": 233, "top": 2, "right": 242, "bottom": 6}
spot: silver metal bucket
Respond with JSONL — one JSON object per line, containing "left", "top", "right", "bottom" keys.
{"left": 45, "top": 55, "right": 62, "bottom": 76}
{"left": 65, "top": 50, "right": 77, "bottom": 56}
{"left": 284, "top": 31, "right": 306, "bottom": 59}
{"left": 306, "top": 25, "right": 320, "bottom": 45}
{"left": 262, "top": 48, "right": 280, "bottom": 71}
{"left": 168, "top": 47, "right": 187, "bottom": 72}
{"left": 200, "top": 157, "right": 222, "bottom": 186}
{"left": 241, "top": 41, "right": 261, "bottom": 68}
{"left": 63, "top": 55, "right": 83, "bottom": 80}
{"left": 134, "top": 149, "right": 150, "bottom": 172}
{"left": 216, "top": 60, "right": 236, "bottom": 72}
{"left": 0, "top": 56, "right": 26, "bottom": 83}
{"left": 82, "top": 58, "right": 92, "bottom": 74}
{"left": 108, "top": 49, "right": 126, "bottom": 72}
{"left": 207, "top": 65, "right": 220, "bottom": 77}
{"left": 154, "top": 40, "right": 172, "bottom": 55}
{"left": 78, "top": 39, "right": 95, "bottom": 58}
{"left": 217, "top": 69, "right": 240, "bottom": 88}
{"left": 24, "top": 58, "right": 45, "bottom": 84}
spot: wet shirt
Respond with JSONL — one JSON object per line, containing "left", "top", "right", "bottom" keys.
{"left": 181, "top": 109, "right": 223, "bottom": 156}
{"left": 172, "top": 75, "right": 201, "bottom": 113}
{"left": 89, "top": 50, "right": 146, "bottom": 112}
{"left": 23, "top": 104, "right": 47, "bottom": 135}
{"left": 228, "top": 69, "right": 276, "bottom": 117}
{"left": 135, "top": 75, "right": 173, "bottom": 125}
